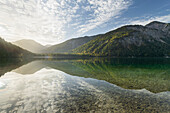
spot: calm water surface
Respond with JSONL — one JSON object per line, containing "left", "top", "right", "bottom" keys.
{"left": 0, "top": 58, "right": 170, "bottom": 113}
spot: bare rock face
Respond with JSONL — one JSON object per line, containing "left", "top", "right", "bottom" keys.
{"left": 126, "top": 25, "right": 169, "bottom": 40}
{"left": 73, "top": 21, "right": 170, "bottom": 57}
{"left": 146, "top": 21, "right": 170, "bottom": 34}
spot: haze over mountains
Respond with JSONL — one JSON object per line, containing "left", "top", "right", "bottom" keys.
{"left": 13, "top": 39, "right": 47, "bottom": 53}
{"left": 1, "top": 21, "right": 170, "bottom": 57}
{"left": 0, "top": 37, "right": 33, "bottom": 58}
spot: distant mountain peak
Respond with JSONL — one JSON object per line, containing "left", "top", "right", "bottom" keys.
{"left": 14, "top": 39, "right": 42, "bottom": 45}
{"left": 13, "top": 39, "right": 47, "bottom": 53}
{"left": 146, "top": 21, "right": 166, "bottom": 25}
{"left": 0, "top": 37, "right": 33, "bottom": 58}
{"left": 145, "top": 21, "right": 170, "bottom": 33}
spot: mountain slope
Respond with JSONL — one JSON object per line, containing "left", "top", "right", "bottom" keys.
{"left": 0, "top": 37, "right": 33, "bottom": 58}
{"left": 13, "top": 39, "right": 46, "bottom": 53}
{"left": 43, "top": 35, "right": 99, "bottom": 53}
{"left": 146, "top": 21, "right": 170, "bottom": 34}
{"left": 73, "top": 22, "right": 170, "bottom": 57}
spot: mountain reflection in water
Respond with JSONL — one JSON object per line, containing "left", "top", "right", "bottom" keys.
{"left": 0, "top": 58, "right": 170, "bottom": 112}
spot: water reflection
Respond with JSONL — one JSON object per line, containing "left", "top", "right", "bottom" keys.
{"left": 13, "top": 58, "right": 170, "bottom": 93}
{"left": 0, "top": 58, "right": 32, "bottom": 77}
{"left": 0, "top": 58, "right": 170, "bottom": 112}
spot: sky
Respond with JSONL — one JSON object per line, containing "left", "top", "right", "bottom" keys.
{"left": 0, "top": 0, "right": 170, "bottom": 45}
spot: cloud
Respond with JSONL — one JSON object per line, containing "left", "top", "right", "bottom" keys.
{"left": 76, "top": 0, "right": 132, "bottom": 35}
{"left": 0, "top": 0, "right": 132, "bottom": 45}
{"left": 129, "top": 14, "right": 170, "bottom": 25}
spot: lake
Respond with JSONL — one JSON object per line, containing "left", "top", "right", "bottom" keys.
{"left": 0, "top": 58, "right": 170, "bottom": 112}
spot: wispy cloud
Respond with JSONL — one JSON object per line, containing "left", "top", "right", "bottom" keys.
{"left": 77, "top": 0, "right": 132, "bottom": 35}
{"left": 0, "top": 0, "right": 132, "bottom": 44}
{"left": 128, "top": 14, "right": 170, "bottom": 25}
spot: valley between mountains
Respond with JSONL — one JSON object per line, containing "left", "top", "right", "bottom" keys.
{"left": 0, "top": 21, "right": 170, "bottom": 58}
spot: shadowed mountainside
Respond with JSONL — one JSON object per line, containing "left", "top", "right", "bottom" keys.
{"left": 0, "top": 37, "right": 34, "bottom": 58}
{"left": 42, "top": 35, "right": 100, "bottom": 53}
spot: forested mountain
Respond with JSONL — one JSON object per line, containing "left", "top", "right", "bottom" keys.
{"left": 13, "top": 39, "right": 47, "bottom": 53}
{"left": 0, "top": 37, "right": 33, "bottom": 58}
{"left": 43, "top": 35, "right": 100, "bottom": 53}
{"left": 73, "top": 21, "right": 170, "bottom": 57}
{"left": 6, "top": 21, "right": 170, "bottom": 57}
